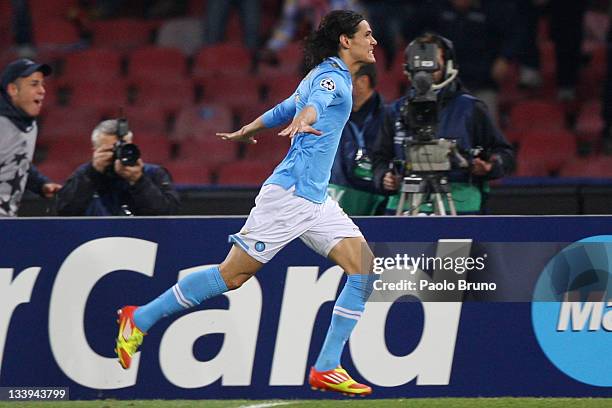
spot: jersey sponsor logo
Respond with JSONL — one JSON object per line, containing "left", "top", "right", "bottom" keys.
{"left": 320, "top": 78, "right": 336, "bottom": 92}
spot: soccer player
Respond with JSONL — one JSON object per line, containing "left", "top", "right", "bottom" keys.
{"left": 115, "top": 10, "right": 377, "bottom": 397}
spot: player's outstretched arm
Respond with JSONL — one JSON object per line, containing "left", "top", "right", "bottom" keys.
{"left": 217, "top": 116, "right": 267, "bottom": 144}
{"left": 279, "top": 105, "right": 322, "bottom": 139}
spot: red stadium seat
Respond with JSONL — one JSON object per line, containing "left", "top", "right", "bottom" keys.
{"left": 129, "top": 46, "right": 187, "bottom": 80}
{"left": 514, "top": 157, "right": 549, "bottom": 177}
{"left": 177, "top": 136, "right": 239, "bottom": 166}
{"left": 35, "top": 160, "right": 77, "bottom": 183}
{"left": 243, "top": 130, "right": 290, "bottom": 163}
{"left": 65, "top": 79, "right": 129, "bottom": 110}
{"left": 135, "top": 132, "right": 172, "bottom": 164}
{"left": 91, "top": 19, "right": 155, "bottom": 49}
{"left": 38, "top": 106, "right": 102, "bottom": 142}
{"left": 33, "top": 18, "right": 80, "bottom": 47}
{"left": 129, "top": 77, "right": 195, "bottom": 111}
{"left": 216, "top": 160, "right": 277, "bottom": 186}
{"left": 508, "top": 100, "right": 566, "bottom": 131}
{"left": 575, "top": 100, "right": 603, "bottom": 143}
{"left": 43, "top": 134, "right": 92, "bottom": 169}
{"left": 63, "top": 49, "right": 123, "bottom": 80}
{"left": 163, "top": 160, "right": 212, "bottom": 184}
{"left": 261, "top": 73, "right": 301, "bottom": 102}
{"left": 196, "top": 74, "right": 261, "bottom": 112}
{"left": 518, "top": 130, "right": 577, "bottom": 173}
{"left": 29, "top": 0, "right": 77, "bottom": 21}
{"left": 123, "top": 105, "right": 170, "bottom": 134}
{"left": 173, "top": 104, "right": 233, "bottom": 140}
{"left": 559, "top": 156, "right": 612, "bottom": 178}
{"left": 193, "top": 44, "right": 252, "bottom": 77}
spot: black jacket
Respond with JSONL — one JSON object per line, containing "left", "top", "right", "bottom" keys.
{"left": 56, "top": 163, "right": 180, "bottom": 216}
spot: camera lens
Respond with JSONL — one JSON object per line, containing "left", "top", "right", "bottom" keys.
{"left": 117, "top": 143, "right": 141, "bottom": 166}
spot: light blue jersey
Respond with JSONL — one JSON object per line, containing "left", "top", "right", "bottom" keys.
{"left": 261, "top": 56, "right": 352, "bottom": 203}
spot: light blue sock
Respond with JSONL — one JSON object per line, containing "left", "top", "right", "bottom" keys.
{"left": 133, "top": 265, "right": 228, "bottom": 332}
{"left": 314, "top": 274, "right": 373, "bottom": 371}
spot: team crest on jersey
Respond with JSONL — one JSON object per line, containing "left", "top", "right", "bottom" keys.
{"left": 255, "top": 241, "right": 266, "bottom": 252}
{"left": 320, "top": 78, "right": 336, "bottom": 91}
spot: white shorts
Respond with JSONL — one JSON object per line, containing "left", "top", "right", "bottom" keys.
{"left": 229, "top": 184, "right": 364, "bottom": 263}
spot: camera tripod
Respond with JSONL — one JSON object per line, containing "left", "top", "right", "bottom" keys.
{"left": 395, "top": 172, "right": 457, "bottom": 216}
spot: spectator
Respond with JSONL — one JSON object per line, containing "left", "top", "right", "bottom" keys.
{"left": 372, "top": 33, "right": 515, "bottom": 215}
{"left": 515, "top": 0, "right": 588, "bottom": 102}
{"left": 0, "top": 59, "right": 61, "bottom": 217}
{"left": 603, "top": 2, "right": 612, "bottom": 154}
{"left": 258, "top": 0, "right": 363, "bottom": 68}
{"left": 360, "top": 0, "right": 420, "bottom": 70}
{"left": 205, "top": 0, "right": 261, "bottom": 51}
{"left": 56, "top": 119, "right": 180, "bottom": 216}
{"left": 416, "top": 0, "right": 520, "bottom": 122}
{"left": 11, "top": 0, "right": 35, "bottom": 58}
{"left": 328, "top": 63, "right": 386, "bottom": 215}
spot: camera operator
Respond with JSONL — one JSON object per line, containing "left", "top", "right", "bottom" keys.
{"left": 372, "top": 33, "right": 515, "bottom": 215}
{"left": 56, "top": 119, "right": 180, "bottom": 216}
{"left": 328, "top": 63, "right": 387, "bottom": 215}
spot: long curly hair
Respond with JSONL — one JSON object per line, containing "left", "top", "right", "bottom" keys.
{"left": 303, "top": 10, "right": 364, "bottom": 72}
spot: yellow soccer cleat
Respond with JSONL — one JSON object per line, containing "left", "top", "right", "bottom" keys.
{"left": 115, "top": 306, "right": 145, "bottom": 369}
{"left": 308, "top": 366, "right": 372, "bottom": 397}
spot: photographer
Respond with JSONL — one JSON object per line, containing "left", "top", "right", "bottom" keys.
{"left": 372, "top": 33, "right": 515, "bottom": 215}
{"left": 56, "top": 119, "right": 179, "bottom": 216}
{"left": 329, "top": 63, "right": 387, "bottom": 215}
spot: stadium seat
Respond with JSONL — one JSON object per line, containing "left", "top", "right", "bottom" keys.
{"left": 173, "top": 104, "right": 233, "bottom": 140}
{"left": 122, "top": 105, "right": 170, "bottom": 134}
{"left": 163, "top": 160, "right": 212, "bottom": 184}
{"left": 129, "top": 46, "right": 187, "bottom": 80}
{"left": 243, "top": 130, "right": 290, "bottom": 163}
{"left": 195, "top": 74, "right": 261, "bottom": 111}
{"left": 35, "top": 160, "right": 77, "bottom": 183}
{"left": 216, "top": 159, "right": 277, "bottom": 186}
{"left": 192, "top": 44, "right": 252, "bottom": 77}
{"left": 518, "top": 130, "right": 577, "bottom": 174}
{"left": 514, "top": 157, "right": 549, "bottom": 177}
{"left": 91, "top": 19, "right": 155, "bottom": 49}
{"left": 575, "top": 100, "right": 603, "bottom": 143}
{"left": 177, "top": 136, "right": 239, "bottom": 166}
{"left": 62, "top": 49, "right": 123, "bottom": 80}
{"left": 260, "top": 73, "right": 301, "bottom": 102}
{"left": 257, "top": 41, "right": 303, "bottom": 77}
{"left": 508, "top": 100, "right": 566, "bottom": 131}
{"left": 559, "top": 156, "right": 612, "bottom": 178}
{"left": 38, "top": 106, "right": 102, "bottom": 141}
{"left": 129, "top": 77, "right": 195, "bottom": 112}
{"left": 43, "top": 134, "right": 92, "bottom": 169}
{"left": 29, "top": 0, "right": 77, "bottom": 21}
{"left": 65, "top": 79, "right": 129, "bottom": 110}
{"left": 134, "top": 132, "right": 171, "bottom": 164}
{"left": 33, "top": 18, "right": 80, "bottom": 47}
{"left": 156, "top": 17, "right": 203, "bottom": 56}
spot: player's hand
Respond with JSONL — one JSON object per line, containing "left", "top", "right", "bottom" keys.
{"left": 278, "top": 120, "right": 322, "bottom": 139}
{"left": 92, "top": 144, "right": 114, "bottom": 173}
{"left": 217, "top": 127, "right": 257, "bottom": 144}
{"left": 114, "top": 158, "right": 144, "bottom": 185}
{"left": 42, "top": 182, "right": 62, "bottom": 198}
{"left": 383, "top": 171, "right": 400, "bottom": 191}
{"left": 471, "top": 158, "right": 493, "bottom": 176}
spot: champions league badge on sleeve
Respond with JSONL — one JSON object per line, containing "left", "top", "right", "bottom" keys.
{"left": 320, "top": 78, "right": 336, "bottom": 91}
